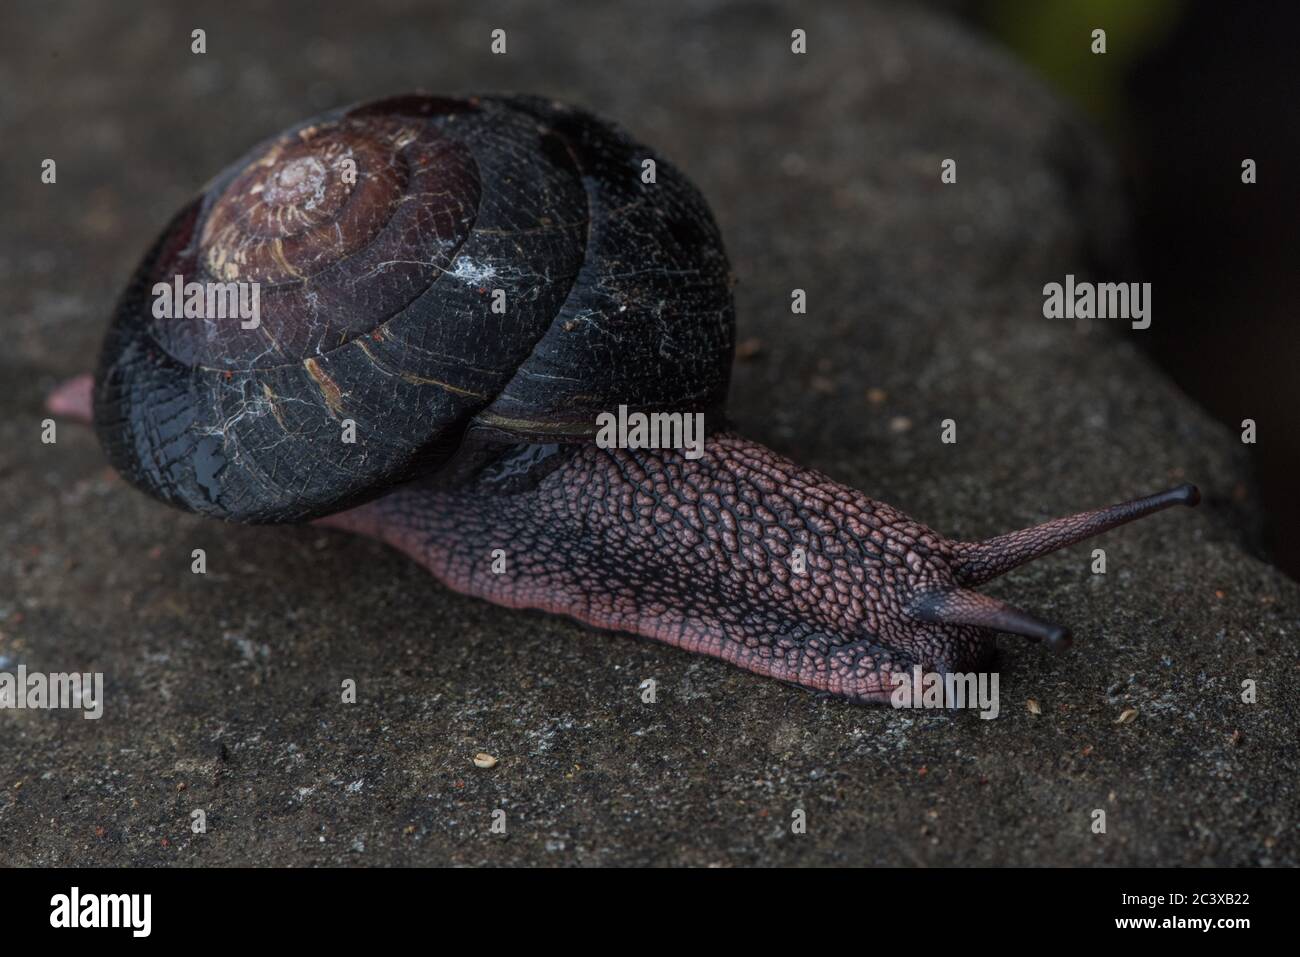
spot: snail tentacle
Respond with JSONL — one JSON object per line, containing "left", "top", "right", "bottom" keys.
{"left": 906, "top": 588, "right": 1072, "bottom": 652}
{"left": 948, "top": 484, "right": 1201, "bottom": 587}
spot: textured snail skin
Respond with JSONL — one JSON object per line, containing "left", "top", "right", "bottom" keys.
{"left": 76, "top": 93, "right": 1201, "bottom": 704}
{"left": 316, "top": 436, "right": 1199, "bottom": 703}
{"left": 322, "top": 436, "right": 973, "bottom": 703}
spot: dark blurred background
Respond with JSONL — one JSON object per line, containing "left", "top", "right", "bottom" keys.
{"left": 963, "top": 0, "right": 1299, "bottom": 577}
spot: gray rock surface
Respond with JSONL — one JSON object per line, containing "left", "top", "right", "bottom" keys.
{"left": 1, "top": 0, "right": 1295, "bottom": 866}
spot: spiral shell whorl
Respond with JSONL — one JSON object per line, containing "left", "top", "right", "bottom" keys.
{"left": 93, "top": 94, "right": 734, "bottom": 523}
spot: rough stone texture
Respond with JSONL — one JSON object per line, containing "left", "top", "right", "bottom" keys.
{"left": 1, "top": 0, "right": 1295, "bottom": 866}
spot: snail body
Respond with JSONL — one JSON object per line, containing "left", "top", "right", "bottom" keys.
{"left": 66, "top": 94, "right": 1198, "bottom": 703}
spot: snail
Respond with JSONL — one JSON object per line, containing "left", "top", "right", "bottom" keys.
{"left": 48, "top": 93, "right": 1200, "bottom": 704}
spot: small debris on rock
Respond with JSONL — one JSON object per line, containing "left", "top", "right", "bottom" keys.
{"left": 473, "top": 752, "right": 498, "bottom": 769}
{"left": 1114, "top": 708, "right": 1139, "bottom": 725}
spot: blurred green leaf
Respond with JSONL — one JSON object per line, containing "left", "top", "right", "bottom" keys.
{"left": 981, "top": 0, "right": 1182, "bottom": 123}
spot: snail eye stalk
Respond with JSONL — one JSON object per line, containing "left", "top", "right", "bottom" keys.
{"left": 948, "top": 484, "right": 1200, "bottom": 587}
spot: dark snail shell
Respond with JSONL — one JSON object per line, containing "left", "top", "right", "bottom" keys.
{"left": 93, "top": 94, "right": 735, "bottom": 523}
